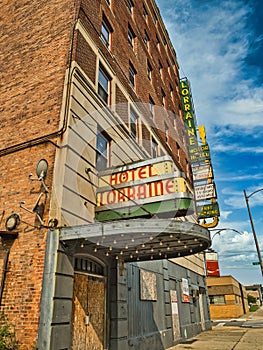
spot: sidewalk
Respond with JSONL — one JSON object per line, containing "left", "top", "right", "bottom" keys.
{"left": 168, "top": 307, "right": 263, "bottom": 350}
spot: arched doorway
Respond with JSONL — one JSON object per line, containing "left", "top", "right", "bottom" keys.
{"left": 72, "top": 255, "right": 107, "bottom": 350}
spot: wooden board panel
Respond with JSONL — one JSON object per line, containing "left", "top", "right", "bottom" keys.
{"left": 72, "top": 273, "right": 105, "bottom": 350}
{"left": 87, "top": 278, "right": 105, "bottom": 350}
{"left": 72, "top": 274, "right": 88, "bottom": 349}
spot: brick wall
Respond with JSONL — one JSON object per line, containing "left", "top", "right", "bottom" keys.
{"left": 0, "top": 0, "right": 76, "bottom": 149}
{"left": 0, "top": 0, "right": 76, "bottom": 347}
{"left": 0, "top": 0, "right": 194, "bottom": 347}
{"left": 75, "top": 0, "right": 191, "bottom": 178}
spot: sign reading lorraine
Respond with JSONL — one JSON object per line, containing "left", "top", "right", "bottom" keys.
{"left": 197, "top": 202, "right": 220, "bottom": 219}
{"left": 194, "top": 183, "right": 216, "bottom": 201}
{"left": 95, "top": 156, "right": 194, "bottom": 221}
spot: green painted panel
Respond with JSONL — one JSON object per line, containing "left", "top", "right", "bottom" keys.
{"left": 95, "top": 199, "right": 194, "bottom": 222}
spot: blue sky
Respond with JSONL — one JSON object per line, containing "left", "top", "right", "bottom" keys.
{"left": 157, "top": 0, "right": 263, "bottom": 285}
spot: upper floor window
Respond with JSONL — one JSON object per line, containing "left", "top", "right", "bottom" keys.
{"left": 144, "top": 30, "right": 150, "bottom": 50}
{"left": 167, "top": 59, "right": 171, "bottom": 73}
{"left": 128, "top": 25, "right": 136, "bottom": 49}
{"left": 96, "top": 132, "right": 111, "bottom": 170}
{"left": 149, "top": 96, "right": 155, "bottom": 118}
{"left": 143, "top": 5, "right": 148, "bottom": 21}
{"left": 152, "top": 137, "right": 158, "bottom": 158}
{"left": 101, "top": 16, "right": 112, "bottom": 48}
{"left": 159, "top": 59, "right": 163, "bottom": 79}
{"left": 161, "top": 88, "right": 166, "bottom": 107}
{"left": 164, "top": 122, "right": 169, "bottom": 143}
{"left": 176, "top": 142, "right": 181, "bottom": 160}
{"left": 156, "top": 35, "right": 160, "bottom": 50}
{"left": 170, "top": 84, "right": 174, "bottom": 100}
{"left": 98, "top": 66, "right": 111, "bottom": 104}
{"left": 129, "top": 62, "right": 136, "bottom": 88}
{"left": 147, "top": 61, "right": 152, "bottom": 81}
{"left": 153, "top": 12, "right": 158, "bottom": 25}
{"left": 130, "top": 108, "right": 138, "bottom": 139}
{"left": 128, "top": 0, "right": 134, "bottom": 15}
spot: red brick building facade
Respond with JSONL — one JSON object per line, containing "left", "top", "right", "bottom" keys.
{"left": 0, "top": 1, "right": 211, "bottom": 349}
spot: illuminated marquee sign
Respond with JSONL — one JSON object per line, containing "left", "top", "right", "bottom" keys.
{"left": 97, "top": 175, "right": 188, "bottom": 206}
{"left": 95, "top": 156, "right": 194, "bottom": 221}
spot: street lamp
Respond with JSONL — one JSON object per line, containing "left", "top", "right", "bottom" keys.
{"left": 209, "top": 228, "right": 243, "bottom": 240}
{"left": 243, "top": 188, "right": 263, "bottom": 277}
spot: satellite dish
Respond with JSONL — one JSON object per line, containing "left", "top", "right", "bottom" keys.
{"left": 36, "top": 159, "right": 48, "bottom": 180}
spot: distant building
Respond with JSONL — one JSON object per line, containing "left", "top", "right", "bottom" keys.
{"left": 245, "top": 284, "right": 263, "bottom": 306}
{"left": 207, "top": 276, "right": 249, "bottom": 319}
{"left": 0, "top": 0, "right": 215, "bottom": 349}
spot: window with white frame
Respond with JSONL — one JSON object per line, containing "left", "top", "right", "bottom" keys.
{"left": 143, "top": 4, "right": 148, "bottom": 22}
{"left": 96, "top": 132, "right": 110, "bottom": 170}
{"left": 161, "top": 89, "right": 166, "bottom": 107}
{"left": 129, "top": 62, "right": 136, "bottom": 88}
{"left": 149, "top": 96, "right": 154, "bottom": 118}
{"left": 98, "top": 66, "right": 111, "bottom": 104}
{"left": 128, "top": 0, "right": 134, "bottom": 15}
{"left": 159, "top": 59, "right": 164, "bottom": 80}
{"left": 151, "top": 137, "right": 158, "bottom": 158}
{"left": 156, "top": 35, "right": 160, "bottom": 50}
{"left": 101, "top": 16, "right": 112, "bottom": 48}
{"left": 130, "top": 108, "right": 138, "bottom": 139}
{"left": 170, "top": 84, "right": 174, "bottom": 100}
{"left": 144, "top": 30, "right": 150, "bottom": 50}
{"left": 128, "top": 25, "right": 135, "bottom": 49}
{"left": 147, "top": 61, "right": 152, "bottom": 81}
{"left": 164, "top": 122, "right": 169, "bottom": 143}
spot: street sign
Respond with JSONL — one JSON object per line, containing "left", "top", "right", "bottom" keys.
{"left": 252, "top": 262, "right": 260, "bottom": 265}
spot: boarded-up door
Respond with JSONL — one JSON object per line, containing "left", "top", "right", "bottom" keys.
{"left": 72, "top": 273, "right": 105, "bottom": 350}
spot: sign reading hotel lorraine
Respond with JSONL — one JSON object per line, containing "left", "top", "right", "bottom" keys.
{"left": 95, "top": 156, "right": 194, "bottom": 221}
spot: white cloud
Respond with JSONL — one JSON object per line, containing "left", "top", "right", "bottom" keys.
{"left": 212, "top": 230, "right": 262, "bottom": 268}
{"left": 219, "top": 211, "right": 232, "bottom": 220}
{"left": 157, "top": 0, "right": 263, "bottom": 130}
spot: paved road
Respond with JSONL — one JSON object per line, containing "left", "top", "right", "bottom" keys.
{"left": 168, "top": 307, "right": 263, "bottom": 350}
{"left": 212, "top": 318, "right": 263, "bottom": 328}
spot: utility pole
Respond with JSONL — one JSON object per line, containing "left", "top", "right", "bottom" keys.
{"left": 244, "top": 189, "right": 263, "bottom": 277}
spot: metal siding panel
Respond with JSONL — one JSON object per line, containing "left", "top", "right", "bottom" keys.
{"left": 50, "top": 325, "right": 71, "bottom": 350}
{"left": 52, "top": 299, "right": 73, "bottom": 324}
{"left": 56, "top": 249, "right": 74, "bottom": 275}
{"left": 55, "top": 275, "right": 74, "bottom": 298}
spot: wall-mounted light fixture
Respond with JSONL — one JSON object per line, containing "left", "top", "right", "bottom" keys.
{"left": 5, "top": 213, "right": 20, "bottom": 231}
